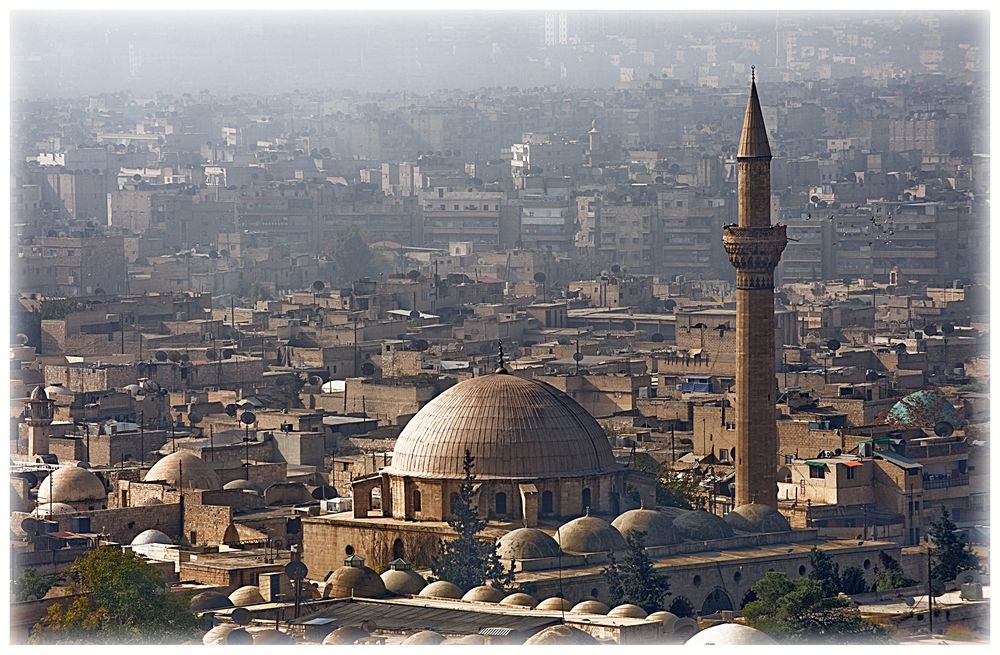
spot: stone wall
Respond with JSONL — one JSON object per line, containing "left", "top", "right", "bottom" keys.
{"left": 11, "top": 502, "right": 181, "bottom": 545}
{"left": 183, "top": 504, "right": 233, "bottom": 546}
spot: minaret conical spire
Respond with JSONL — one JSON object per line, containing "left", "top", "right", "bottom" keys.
{"left": 737, "top": 68, "right": 771, "bottom": 160}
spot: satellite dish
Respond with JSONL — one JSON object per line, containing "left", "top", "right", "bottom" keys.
{"left": 225, "top": 404, "right": 238, "bottom": 418}
{"left": 307, "top": 375, "right": 323, "bottom": 386}
{"left": 895, "top": 343, "right": 907, "bottom": 355}
{"left": 572, "top": 352, "right": 584, "bottom": 362}
{"left": 651, "top": 332, "right": 665, "bottom": 342}
{"left": 208, "top": 250, "right": 219, "bottom": 259}
{"left": 20, "top": 517, "right": 40, "bottom": 535}
{"left": 834, "top": 448, "right": 842, "bottom": 455}
{"left": 154, "top": 350, "right": 168, "bottom": 362}
{"left": 239, "top": 411, "right": 257, "bottom": 425}
{"left": 188, "top": 411, "right": 203, "bottom": 424}
{"left": 933, "top": 421, "right": 954, "bottom": 438}
{"left": 285, "top": 560, "right": 308, "bottom": 581}
{"left": 923, "top": 324, "right": 938, "bottom": 336}
{"left": 15, "top": 333, "right": 28, "bottom": 345}
{"left": 409, "top": 309, "right": 420, "bottom": 319}
{"left": 411, "top": 339, "right": 429, "bottom": 352}
{"left": 623, "top": 319, "right": 636, "bottom": 331}
{"left": 956, "top": 569, "right": 980, "bottom": 585}
{"left": 826, "top": 339, "right": 841, "bottom": 352}
{"left": 222, "top": 349, "right": 235, "bottom": 360}
{"left": 360, "top": 620, "right": 377, "bottom": 633}
{"left": 361, "top": 362, "right": 376, "bottom": 376}
{"left": 167, "top": 350, "right": 182, "bottom": 363}
{"left": 206, "top": 349, "right": 218, "bottom": 361}
{"left": 533, "top": 271, "right": 547, "bottom": 283}
{"left": 664, "top": 299, "right": 677, "bottom": 311}
{"left": 230, "top": 608, "right": 252, "bottom": 626}
{"left": 903, "top": 596, "right": 917, "bottom": 607}
{"left": 611, "top": 264, "right": 621, "bottom": 274}
{"left": 930, "top": 578, "right": 946, "bottom": 597}
{"left": 312, "top": 280, "right": 325, "bottom": 292}
{"left": 942, "top": 323, "right": 955, "bottom": 335}
{"left": 406, "top": 269, "right": 420, "bottom": 280}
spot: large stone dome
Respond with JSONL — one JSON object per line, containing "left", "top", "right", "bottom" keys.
{"left": 36, "top": 467, "right": 107, "bottom": 506}
{"left": 144, "top": 451, "right": 220, "bottom": 491}
{"left": 228, "top": 585, "right": 265, "bottom": 607}
{"left": 673, "top": 509, "right": 734, "bottom": 541}
{"left": 496, "top": 528, "right": 561, "bottom": 560}
{"left": 612, "top": 508, "right": 682, "bottom": 546}
{"left": 385, "top": 373, "right": 618, "bottom": 480}
{"left": 327, "top": 564, "right": 388, "bottom": 599}
{"left": 684, "top": 622, "right": 777, "bottom": 646}
{"left": 554, "top": 514, "right": 626, "bottom": 554}
{"left": 724, "top": 503, "right": 791, "bottom": 533}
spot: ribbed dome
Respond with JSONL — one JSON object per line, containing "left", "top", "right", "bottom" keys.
{"left": 223, "top": 479, "right": 261, "bottom": 494}
{"left": 190, "top": 591, "right": 234, "bottom": 612}
{"left": 322, "top": 626, "right": 368, "bottom": 645}
{"left": 37, "top": 467, "right": 106, "bottom": 505}
{"left": 30, "top": 385, "right": 48, "bottom": 401}
{"left": 524, "top": 625, "right": 599, "bottom": 645}
{"left": 499, "top": 592, "right": 538, "bottom": 608}
{"left": 535, "top": 597, "right": 573, "bottom": 611}
{"left": 462, "top": 585, "right": 505, "bottom": 603}
{"left": 327, "top": 565, "right": 388, "bottom": 599}
{"left": 496, "top": 528, "right": 561, "bottom": 560}
{"left": 570, "top": 600, "right": 610, "bottom": 615}
{"left": 612, "top": 508, "right": 681, "bottom": 546}
{"left": 131, "top": 529, "right": 172, "bottom": 545}
{"left": 144, "top": 451, "right": 220, "bottom": 491}
{"left": 419, "top": 580, "right": 464, "bottom": 599}
{"left": 685, "top": 623, "right": 778, "bottom": 646}
{"left": 673, "top": 510, "right": 734, "bottom": 541}
{"left": 381, "top": 568, "right": 428, "bottom": 595}
{"left": 608, "top": 603, "right": 648, "bottom": 618}
{"left": 386, "top": 373, "right": 618, "bottom": 479}
{"left": 228, "top": 585, "right": 265, "bottom": 606}
{"left": 555, "top": 515, "right": 626, "bottom": 554}
{"left": 724, "top": 503, "right": 792, "bottom": 533}
{"left": 401, "top": 630, "right": 445, "bottom": 645}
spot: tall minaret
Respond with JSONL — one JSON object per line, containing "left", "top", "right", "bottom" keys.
{"left": 25, "top": 386, "right": 54, "bottom": 457}
{"left": 723, "top": 70, "right": 787, "bottom": 509}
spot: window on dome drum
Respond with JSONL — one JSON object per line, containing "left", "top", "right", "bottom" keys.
{"left": 412, "top": 490, "right": 421, "bottom": 512}
{"left": 581, "top": 488, "right": 592, "bottom": 512}
{"left": 495, "top": 492, "right": 507, "bottom": 515}
{"left": 541, "top": 490, "right": 553, "bottom": 515}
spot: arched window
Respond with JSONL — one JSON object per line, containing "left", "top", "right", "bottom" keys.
{"left": 581, "top": 487, "right": 592, "bottom": 512}
{"left": 541, "top": 490, "right": 554, "bottom": 515}
{"left": 701, "top": 588, "right": 734, "bottom": 615}
{"left": 495, "top": 492, "right": 507, "bottom": 515}
{"left": 413, "top": 489, "right": 422, "bottom": 512}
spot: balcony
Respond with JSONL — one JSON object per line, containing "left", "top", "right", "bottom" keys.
{"left": 922, "top": 473, "right": 969, "bottom": 490}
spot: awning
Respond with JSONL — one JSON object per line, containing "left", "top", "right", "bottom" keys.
{"left": 840, "top": 461, "right": 864, "bottom": 468}
{"left": 804, "top": 460, "right": 828, "bottom": 468}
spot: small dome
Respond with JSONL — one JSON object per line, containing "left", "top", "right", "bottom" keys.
{"left": 401, "top": 630, "right": 445, "bottom": 645}
{"left": 608, "top": 603, "right": 648, "bottom": 618}
{"left": 228, "top": 585, "right": 265, "bottom": 607}
{"left": 190, "top": 591, "right": 234, "bottom": 612}
{"left": 570, "top": 599, "right": 610, "bottom": 615}
{"left": 123, "top": 384, "right": 144, "bottom": 397}
{"left": 131, "top": 529, "right": 172, "bottom": 546}
{"left": 203, "top": 624, "right": 237, "bottom": 645}
{"left": 657, "top": 506, "right": 691, "bottom": 519}
{"left": 32, "top": 502, "right": 76, "bottom": 517}
{"left": 612, "top": 508, "right": 681, "bottom": 546}
{"left": 646, "top": 610, "right": 679, "bottom": 630}
{"left": 497, "top": 528, "right": 561, "bottom": 561}
{"left": 673, "top": 509, "right": 734, "bottom": 541}
{"left": 724, "top": 503, "right": 791, "bottom": 533}
{"left": 535, "top": 597, "right": 573, "bottom": 611}
{"left": 886, "top": 390, "right": 959, "bottom": 429}
{"left": 684, "top": 623, "right": 778, "bottom": 646}
{"left": 524, "top": 625, "right": 599, "bottom": 645}
{"left": 554, "top": 514, "right": 626, "bottom": 554}
{"left": 138, "top": 378, "right": 160, "bottom": 393}
{"left": 419, "top": 580, "right": 464, "bottom": 599}
{"left": 36, "top": 467, "right": 107, "bottom": 505}
{"left": 381, "top": 568, "right": 427, "bottom": 595}
{"left": 327, "top": 565, "right": 388, "bottom": 599}
{"left": 43, "top": 384, "right": 67, "bottom": 398}
{"left": 144, "top": 451, "right": 220, "bottom": 491}
{"left": 223, "top": 479, "right": 261, "bottom": 494}
{"left": 322, "top": 626, "right": 368, "bottom": 645}
{"left": 462, "top": 585, "right": 505, "bottom": 603}
{"left": 29, "top": 385, "right": 48, "bottom": 401}
{"left": 499, "top": 592, "right": 538, "bottom": 608}
{"left": 252, "top": 629, "right": 293, "bottom": 645}
{"left": 443, "top": 634, "right": 485, "bottom": 645}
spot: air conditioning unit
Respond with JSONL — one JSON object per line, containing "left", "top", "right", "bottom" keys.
{"left": 675, "top": 384, "right": 684, "bottom": 391}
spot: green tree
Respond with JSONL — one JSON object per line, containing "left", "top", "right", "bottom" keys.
{"left": 601, "top": 530, "right": 671, "bottom": 613}
{"left": 840, "top": 566, "right": 868, "bottom": 595}
{"left": 656, "top": 470, "right": 701, "bottom": 510}
{"left": 13, "top": 568, "right": 62, "bottom": 601}
{"left": 743, "top": 572, "right": 889, "bottom": 644}
{"left": 928, "top": 506, "right": 980, "bottom": 583}
{"left": 431, "top": 450, "right": 515, "bottom": 592}
{"left": 872, "top": 551, "right": 916, "bottom": 592}
{"left": 328, "top": 226, "right": 382, "bottom": 286}
{"left": 808, "top": 546, "right": 841, "bottom": 597}
{"left": 30, "top": 547, "right": 199, "bottom": 644}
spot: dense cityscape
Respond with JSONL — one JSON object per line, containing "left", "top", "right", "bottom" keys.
{"left": 9, "top": 10, "right": 990, "bottom": 646}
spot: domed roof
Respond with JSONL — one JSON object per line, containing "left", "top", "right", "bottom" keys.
{"left": 144, "top": 451, "right": 220, "bottom": 491}
{"left": 555, "top": 514, "right": 626, "bottom": 554}
{"left": 322, "top": 626, "right": 368, "bottom": 645}
{"left": 252, "top": 629, "right": 293, "bottom": 645}
{"left": 401, "top": 630, "right": 445, "bottom": 645}
{"left": 684, "top": 623, "right": 777, "bottom": 646}
{"left": 608, "top": 603, "right": 648, "bottom": 618}
{"left": 385, "top": 373, "right": 618, "bottom": 480}
{"left": 499, "top": 592, "right": 539, "bottom": 608}
{"left": 444, "top": 634, "right": 486, "bottom": 645}
{"left": 223, "top": 479, "right": 261, "bottom": 494}
{"left": 29, "top": 385, "right": 48, "bottom": 401}
{"left": 886, "top": 390, "right": 958, "bottom": 429}
{"left": 524, "top": 625, "right": 599, "bottom": 645}
{"left": 535, "top": 597, "right": 573, "bottom": 611}
{"left": 724, "top": 503, "right": 791, "bottom": 533}
{"left": 673, "top": 509, "right": 734, "bottom": 541}
{"left": 496, "top": 528, "right": 561, "bottom": 561}
{"left": 131, "top": 529, "right": 172, "bottom": 546}
{"left": 646, "top": 611, "right": 679, "bottom": 629}
{"left": 462, "top": 585, "right": 505, "bottom": 603}
{"left": 381, "top": 568, "right": 427, "bottom": 595}
{"left": 570, "top": 599, "right": 610, "bottom": 615}
{"left": 203, "top": 624, "right": 238, "bottom": 645}
{"left": 32, "top": 502, "right": 77, "bottom": 517}
{"left": 229, "top": 585, "right": 265, "bottom": 606}
{"left": 419, "top": 580, "right": 464, "bottom": 599}
{"left": 190, "top": 591, "right": 234, "bottom": 612}
{"left": 327, "top": 565, "right": 388, "bottom": 599}
{"left": 612, "top": 508, "right": 681, "bottom": 546}
{"left": 37, "top": 467, "right": 106, "bottom": 505}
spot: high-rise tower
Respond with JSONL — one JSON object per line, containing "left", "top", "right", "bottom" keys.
{"left": 723, "top": 72, "right": 787, "bottom": 509}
